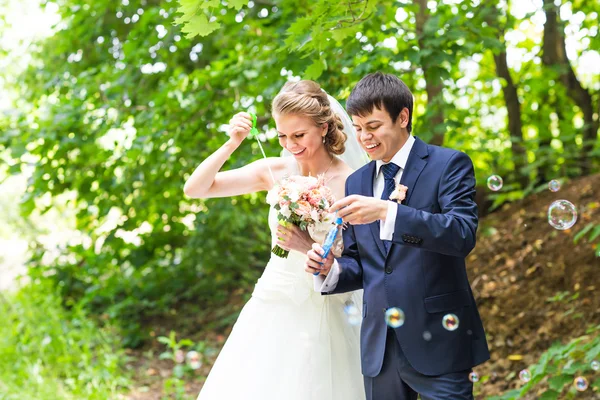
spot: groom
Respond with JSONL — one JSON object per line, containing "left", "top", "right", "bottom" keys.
{"left": 306, "top": 72, "right": 489, "bottom": 399}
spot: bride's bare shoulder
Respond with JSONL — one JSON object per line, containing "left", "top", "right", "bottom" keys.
{"left": 261, "top": 157, "right": 298, "bottom": 183}
{"left": 336, "top": 160, "right": 357, "bottom": 180}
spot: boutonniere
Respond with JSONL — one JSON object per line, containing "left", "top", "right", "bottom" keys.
{"left": 389, "top": 184, "right": 408, "bottom": 203}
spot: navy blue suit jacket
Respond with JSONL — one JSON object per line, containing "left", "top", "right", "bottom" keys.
{"left": 329, "top": 137, "right": 490, "bottom": 377}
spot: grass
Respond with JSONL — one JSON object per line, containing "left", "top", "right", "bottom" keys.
{"left": 0, "top": 280, "right": 129, "bottom": 400}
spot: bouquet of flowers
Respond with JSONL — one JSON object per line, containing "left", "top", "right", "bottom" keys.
{"left": 266, "top": 174, "right": 336, "bottom": 258}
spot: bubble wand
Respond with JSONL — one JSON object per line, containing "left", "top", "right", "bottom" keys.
{"left": 248, "top": 112, "right": 275, "bottom": 184}
{"left": 314, "top": 215, "right": 343, "bottom": 276}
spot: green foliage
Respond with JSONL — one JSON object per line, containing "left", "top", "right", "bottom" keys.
{"left": 0, "top": 282, "right": 129, "bottom": 399}
{"left": 157, "top": 331, "right": 210, "bottom": 400}
{"left": 574, "top": 222, "right": 600, "bottom": 244}
{"left": 573, "top": 202, "right": 600, "bottom": 256}
{"left": 486, "top": 326, "right": 600, "bottom": 399}
{"left": 0, "top": 0, "right": 598, "bottom": 349}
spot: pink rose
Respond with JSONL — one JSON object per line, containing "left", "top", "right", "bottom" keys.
{"left": 307, "top": 189, "right": 324, "bottom": 206}
{"left": 295, "top": 200, "right": 312, "bottom": 219}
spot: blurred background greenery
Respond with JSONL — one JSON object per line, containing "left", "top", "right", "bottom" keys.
{"left": 0, "top": 0, "right": 598, "bottom": 398}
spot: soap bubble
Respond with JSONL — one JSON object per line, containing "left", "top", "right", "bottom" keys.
{"left": 574, "top": 376, "right": 588, "bottom": 392}
{"left": 519, "top": 369, "right": 531, "bottom": 383}
{"left": 591, "top": 360, "right": 599, "bottom": 371}
{"left": 423, "top": 331, "right": 432, "bottom": 341}
{"left": 548, "top": 179, "right": 561, "bottom": 192}
{"left": 547, "top": 200, "right": 577, "bottom": 230}
{"left": 487, "top": 175, "right": 503, "bottom": 191}
{"left": 344, "top": 302, "right": 362, "bottom": 326}
{"left": 469, "top": 371, "right": 479, "bottom": 382}
{"left": 175, "top": 349, "right": 185, "bottom": 364}
{"left": 186, "top": 351, "right": 202, "bottom": 370}
{"left": 385, "top": 307, "right": 405, "bottom": 328}
{"left": 442, "top": 314, "right": 459, "bottom": 331}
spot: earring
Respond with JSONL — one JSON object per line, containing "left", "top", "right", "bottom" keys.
{"left": 322, "top": 135, "right": 326, "bottom": 144}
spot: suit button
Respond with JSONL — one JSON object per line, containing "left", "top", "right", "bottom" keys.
{"left": 385, "top": 266, "right": 393, "bottom": 274}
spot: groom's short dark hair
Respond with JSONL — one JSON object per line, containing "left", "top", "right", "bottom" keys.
{"left": 347, "top": 72, "right": 413, "bottom": 133}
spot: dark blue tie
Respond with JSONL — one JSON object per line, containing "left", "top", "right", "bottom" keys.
{"left": 380, "top": 163, "right": 400, "bottom": 252}
{"left": 381, "top": 163, "right": 401, "bottom": 201}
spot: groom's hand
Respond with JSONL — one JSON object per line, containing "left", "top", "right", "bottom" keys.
{"left": 330, "top": 195, "right": 389, "bottom": 225}
{"left": 306, "top": 243, "right": 334, "bottom": 276}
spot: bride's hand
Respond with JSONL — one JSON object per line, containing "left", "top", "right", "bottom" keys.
{"left": 276, "top": 223, "right": 313, "bottom": 254}
{"left": 228, "top": 112, "right": 253, "bottom": 144}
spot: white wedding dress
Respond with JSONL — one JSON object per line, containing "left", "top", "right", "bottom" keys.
{"left": 197, "top": 189, "right": 365, "bottom": 400}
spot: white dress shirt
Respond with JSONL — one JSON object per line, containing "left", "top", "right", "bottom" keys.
{"left": 314, "top": 135, "right": 416, "bottom": 292}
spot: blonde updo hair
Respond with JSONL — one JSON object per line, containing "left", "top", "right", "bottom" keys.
{"left": 272, "top": 80, "right": 347, "bottom": 155}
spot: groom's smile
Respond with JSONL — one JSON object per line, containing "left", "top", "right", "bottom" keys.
{"left": 352, "top": 106, "right": 409, "bottom": 163}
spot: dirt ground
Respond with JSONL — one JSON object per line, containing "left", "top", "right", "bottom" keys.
{"left": 125, "top": 174, "right": 600, "bottom": 399}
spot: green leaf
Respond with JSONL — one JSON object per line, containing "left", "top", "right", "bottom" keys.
{"left": 157, "top": 336, "right": 171, "bottom": 345}
{"left": 201, "top": 0, "right": 221, "bottom": 9}
{"left": 177, "top": 13, "right": 220, "bottom": 38}
{"left": 538, "top": 390, "right": 560, "bottom": 400}
{"left": 176, "top": 0, "right": 202, "bottom": 17}
{"left": 227, "top": 0, "right": 247, "bottom": 10}
{"left": 331, "top": 25, "right": 360, "bottom": 44}
{"left": 574, "top": 222, "right": 594, "bottom": 243}
{"left": 304, "top": 58, "right": 326, "bottom": 80}
{"left": 588, "top": 225, "right": 600, "bottom": 241}
{"left": 548, "top": 374, "right": 573, "bottom": 391}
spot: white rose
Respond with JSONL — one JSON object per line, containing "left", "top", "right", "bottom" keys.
{"left": 266, "top": 188, "right": 278, "bottom": 206}
{"left": 289, "top": 190, "right": 300, "bottom": 202}
{"left": 280, "top": 205, "right": 292, "bottom": 219}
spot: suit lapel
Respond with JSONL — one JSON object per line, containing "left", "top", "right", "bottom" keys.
{"left": 399, "top": 137, "right": 428, "bottom": 206}
{"left": 361, "top": 162, "right": 387, "bottom": 258}
{"left": 386, "top": 137, "right": 429, "bottom": 258}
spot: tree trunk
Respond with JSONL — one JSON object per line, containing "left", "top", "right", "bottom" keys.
{"left": 536, "top": 90, "right": 554, "bottom": 185}
{"left": 415, "top": 0, "right": 445, "bottom": 146}
{"left": 542, "top": 0, "right": 599, "bottom": 175}
{"left": 485, "top": 1, "right": 529, "bottom": 188}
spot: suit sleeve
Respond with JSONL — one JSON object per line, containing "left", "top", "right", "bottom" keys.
{"left": 325, "top": 179, "right": 364, "bottom": 294}
{"left": 389, "top": 151, "right": 478, "bottom": 257}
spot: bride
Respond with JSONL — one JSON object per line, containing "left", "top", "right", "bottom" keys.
{"left": 184, "top": 80, "right": 368, "bottom": 400}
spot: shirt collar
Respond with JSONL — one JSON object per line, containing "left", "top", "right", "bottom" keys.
{"left": 375, "top": 135, "right": 415, "bottom": 176}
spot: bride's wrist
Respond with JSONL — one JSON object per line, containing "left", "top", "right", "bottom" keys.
{"left": 224, "top": 138, "right": 242, "bottom": 151}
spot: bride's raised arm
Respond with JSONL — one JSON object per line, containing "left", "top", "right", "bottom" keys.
{"left": 183, "top": 112, "right": 285, "bottom": 199}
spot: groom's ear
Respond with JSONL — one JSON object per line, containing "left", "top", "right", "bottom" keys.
{"left": 397, "top": 108, "right": 410, "bottom": 129}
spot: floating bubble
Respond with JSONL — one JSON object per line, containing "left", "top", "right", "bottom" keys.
{"left": 186, "top": 351, "right": 202, "bottom": 370}
{"left": 385, "top": 307, "right": 405, "bottom": 328}
{"left": 548, "top": 200, "right": 578, "bottom": 230}
{"left": 469, "top": 371, "right": 479, "bottom": 383}
{"left": 442, "top": 314, "right": 459, "bottom": 331}
{"left": 487, "top": 175, "right": 503, "bottom": 191}
{"left": 548, "top": 179, "right": 561, "bottom": 192}
{"left": 190, "top": 360, "right": 202, "bottom": 370}
{"left": 423, "top": 331, "right": 432, "bottom": 341}
{"left": 344, "top": 302, "right": 362, "bottom": 326}
{"left": 591, "top": 360, "right": 599, "bottom": 371}
{"left": 175, "top": 349, "right": 185, "bottom": 364}
{"left": 574, "top": 376, "right": 588, "bottom": 392}
{"left": 519, "top": 369, "right": 531, "bottom": 383}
